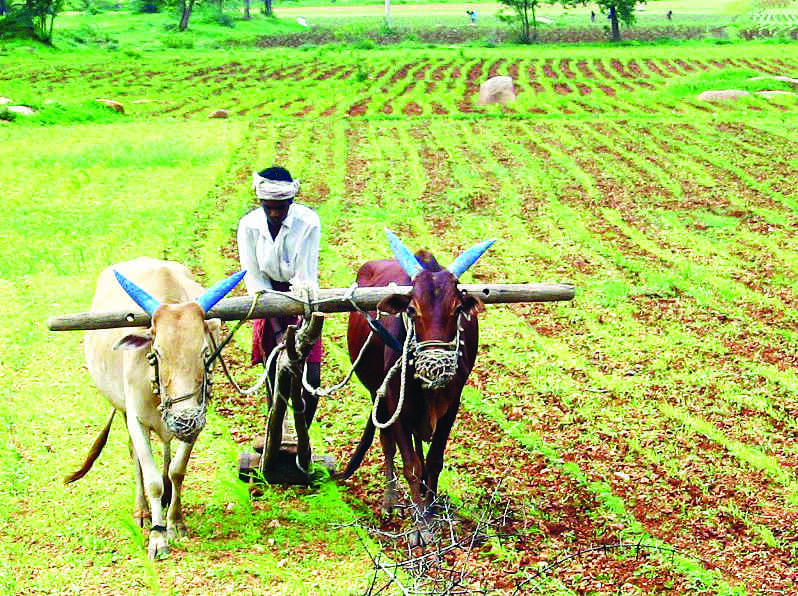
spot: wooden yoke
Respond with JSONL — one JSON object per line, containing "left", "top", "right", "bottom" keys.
{"left": 259, "top": 313, "right": 324, "bottom": 484}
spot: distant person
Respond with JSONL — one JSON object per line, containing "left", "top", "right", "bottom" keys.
{"left": 466, "top": 9, "right": 477, "bottom": 24}
{"left": 667, "top": 10, "right": 673, "bottom": 20}
{"left": 591, "top": 11, "right": 596, "bottom": 22}
{"left": 237, "top": 166, "right": 322, "bottom": 428}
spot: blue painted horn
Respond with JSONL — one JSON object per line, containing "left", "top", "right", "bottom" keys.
{"left": 114, "top": 270, "right": 161, "bottom": 315}
{"left": 385, "top": 229, "right": 423, "bottom": 279}
{"left": 447, "top": 238, "right": 496, "bottom": 279}
{"left": 114, "top": 269, "right": 246, "bottom": 316}
{"left": 196, "top": 270, "right": 246, "bottom": 313}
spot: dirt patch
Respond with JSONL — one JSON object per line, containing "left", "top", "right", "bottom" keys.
{"left": 553, "top": 83, "right": 572, "bottom": 95}
{"left": 412, "top": 62, "right": 431, "bottom": 81}
{"left": 644, "top": 59, "right": 666, "bottom": 77}
{"left": 487, "top": 58, "right": 506, "bottom": 78}
{"left": 390, "top": 63, "right": 414, "bottom": 83}
{"left": 430, "top": 61, "right": 453, "bottom": 81}
{"left": 610, "top": 59, "right": 633, "bottom": 79}
{"left": 559, "top": 58, "right": 576, "bottom": 79}
{"left": 596, "top": 84, "right": 616, "bottom": 97}
{"left": 576, "top": 60, "right": 594, "bottom": 79}
{"left": 347, "top": 99, "right": 370, "bottom": 117}
{"left": 592, "top": 59, "right": 615, "bottom": 80}
{"left": 402, "top": 101, "right": 423, "bottom": 116}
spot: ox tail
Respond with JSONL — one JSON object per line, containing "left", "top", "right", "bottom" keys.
{"left": 64, "top": 410, "right": 116, "bottom": 484}
{"left": 335, "top": 416, "right": 375, "bottom": 480}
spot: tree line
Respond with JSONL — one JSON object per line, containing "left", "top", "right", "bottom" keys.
{"left": 0, "top": 0, "right": 647, "bottom": 45}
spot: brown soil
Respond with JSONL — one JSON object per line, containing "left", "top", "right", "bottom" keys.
{"left": 596, "top": 84, "right": 616, "bottom": 97}
{"left": 390, "top": 63, "right": 414, "bottom": 83}
{"left": 576, "top": 60, "right": 595, "bottom": 78}
{"left": 610, "top": 59, "right": 633, "bottom": 78}
{"left": 402, "top": 101, "right": 423, "bottom": 116}
{"left": 592, "top": 59, "right": 615, "bottom": 80}
{"left": 644, "top": 59, "right": 667, "bottom": 77}
{"left": 660, "top": 59, "right": 680, "bottom": 74}
{"left": 559, "top": 58, "right": 576, "bottom": 79}
{"left": 347, "top": 99, "right": 370, "bottom": 117}
{"left": 553, "top": 83, "right": 572, "bottom": 95}
{"left": 487, "top": 58, "right": 506, "bottom": 78}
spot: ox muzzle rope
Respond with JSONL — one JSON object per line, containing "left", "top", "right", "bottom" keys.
{"left": 146, "top": 343, "right": 214, "bottom": 443}
{"left": 371, "top": 310, "right": 469, "bottom": 429}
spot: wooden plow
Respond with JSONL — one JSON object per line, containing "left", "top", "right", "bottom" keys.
{"left": 48, "top": 282, "right": 575, "bottom": 486}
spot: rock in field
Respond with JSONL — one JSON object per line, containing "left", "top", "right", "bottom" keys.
{"left": 478, "top": 76, "right": 516, "bottom": 106}
{"left": 208, "top": 108, "right": 230, "bottom": 119}
{"left": 697, "top": 90, "right": 751, "bottom": 101}
{"left": 96, "top": 98, "right": 125, "bottom": 113}
{"left": 6, "top": 105, "right": 36, "bottom": 115}
{"left": 748, "top": 75, "right": 798, "bottom": 88}
{"left": 755, "top": 90, "right": 797, "bottom": 98}
{"left": 0, "top": 97, "right": 12, "bottom": 105}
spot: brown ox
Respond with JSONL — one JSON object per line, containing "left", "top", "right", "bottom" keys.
{"left": 65, "top": 258, "right": 245, "bottom": 559}
{"left": 341, "top": 230, "right": 494, "bottom": 544}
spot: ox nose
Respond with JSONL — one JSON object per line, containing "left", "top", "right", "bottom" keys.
{"left": 163, "top": 406, "right": 207, "bottom": 443}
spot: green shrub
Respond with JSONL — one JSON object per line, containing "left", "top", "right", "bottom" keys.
{"left": 0, "top": 108, "right": 17, "bottom": 122}
{"left": 162, "top": 32, "right": 195, "bottom": 48}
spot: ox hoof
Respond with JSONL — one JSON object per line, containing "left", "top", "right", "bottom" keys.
{"left": 148, "top": 531, "right": 169, "bottom": 560}
{"left": 168, "top": 522, "right": 188, "bottom": 541}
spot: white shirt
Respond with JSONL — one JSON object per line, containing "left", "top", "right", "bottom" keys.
{"left": 237, "top": 203, "right": 321, "bottom": 296}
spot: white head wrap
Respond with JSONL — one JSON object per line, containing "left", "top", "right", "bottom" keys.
{"left": 252, "top": 171, "right": 300, "bottom": 201}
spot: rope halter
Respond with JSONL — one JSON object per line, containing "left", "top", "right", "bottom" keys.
{"left": 146, "top": 343, "right": 214, "bottom": 443}
{"left": 407, "top": 310, "right": 468, "bottom": 390}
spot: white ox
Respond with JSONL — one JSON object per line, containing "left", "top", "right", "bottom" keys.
{"left": 65, "top": 257, "right": 245, "bottom": 559}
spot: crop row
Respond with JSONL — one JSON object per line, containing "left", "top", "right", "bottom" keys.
{"left": 196, "top": 107, "right": 798, "bottom": 592}
{"left": 2, "top": 50, "right": 797, "bottom": 122}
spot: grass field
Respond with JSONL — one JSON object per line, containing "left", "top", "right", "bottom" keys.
{"left": 1, "top": 11, "right": 798, "bottom": 594}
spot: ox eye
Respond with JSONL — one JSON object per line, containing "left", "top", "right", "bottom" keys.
{"left": 406, "top": 305, "right": 417, "bottom": 318}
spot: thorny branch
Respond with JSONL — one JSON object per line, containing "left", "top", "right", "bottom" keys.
{"left": 337, "top": 472, "right": 738, "bottom": 595}
{"left": 336, "top": 478, "right": 512, "bottom": 595}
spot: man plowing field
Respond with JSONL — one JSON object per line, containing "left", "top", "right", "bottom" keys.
{"left": 237, "top": 165, "right": 323, "bottom": 429}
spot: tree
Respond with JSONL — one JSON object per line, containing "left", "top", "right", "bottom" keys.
{"left": 0, "top": 0, "right": 63, "bottom": 43}
{"left": 178, "top": 0, "right": 196, "bottom": 30}
{"left": 498, "top": 0, "right": 541, "bottom": 43}
{"left": 558, "top": 0, "right": 644, "bottom": 41}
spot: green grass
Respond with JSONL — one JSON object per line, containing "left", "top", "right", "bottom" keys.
{"left": 1, "top": 15, "right": 797, "bottom": 591}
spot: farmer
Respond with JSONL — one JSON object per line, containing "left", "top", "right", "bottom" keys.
{"left": 466, "top": 9, "right": 477, "bottom": 24}
{"left": 237, "top": 166, "right": 322, "bottom": 428}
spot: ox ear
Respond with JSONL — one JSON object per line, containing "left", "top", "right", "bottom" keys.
{"left": 461, "top": 291, "right": 485, "bottom": 316}
{"left": 377, "top": 294, "right": 412, "bottom": 315}
{"left": 112, "top": 331, "right": 153, "bottom": 351}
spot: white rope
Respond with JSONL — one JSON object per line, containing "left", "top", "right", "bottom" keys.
{"left": 371, "top": 315, "right": 413, "bottom": 430}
